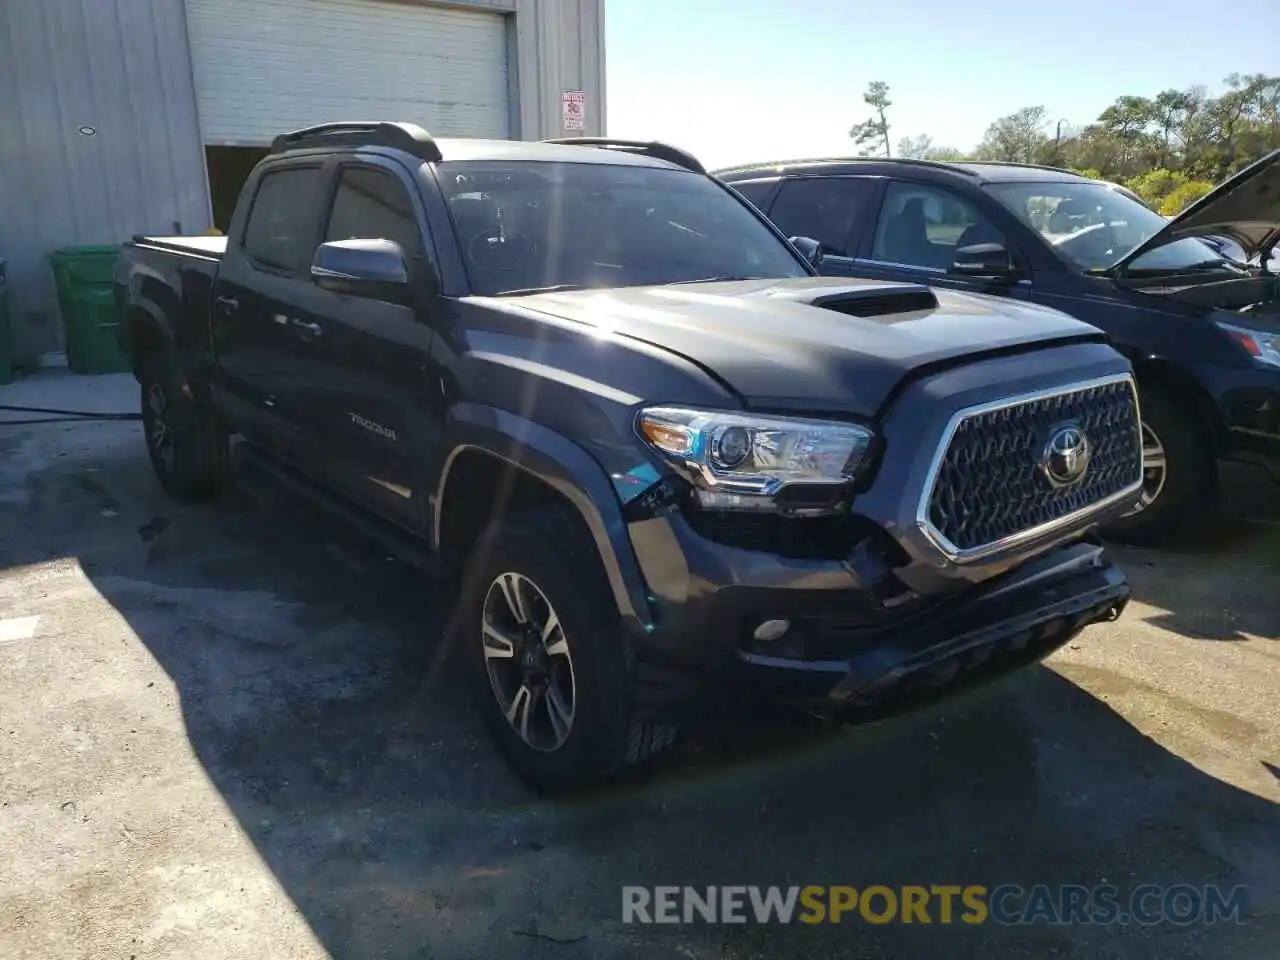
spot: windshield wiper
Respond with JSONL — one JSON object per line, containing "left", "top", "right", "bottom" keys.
{"left": 1122, "top": 260, "right": 1235, "bottom": 276}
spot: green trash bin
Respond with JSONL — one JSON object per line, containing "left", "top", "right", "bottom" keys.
{"left": 49, "top": 245, "right": 130, "bottom": 375}
{"left": 0, "top": 259, "right": 13, "bottom": 385}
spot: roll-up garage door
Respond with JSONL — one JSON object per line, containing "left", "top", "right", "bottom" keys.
{"left": 185, "top": 0, "right": 511, "bottom": 146}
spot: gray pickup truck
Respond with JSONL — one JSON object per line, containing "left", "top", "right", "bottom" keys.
{"left": 115, "top": 123, "right": 1142, "bottom": 792}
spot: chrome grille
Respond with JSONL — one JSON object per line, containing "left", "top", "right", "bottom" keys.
{"left": 921, "top": 376, "right": 1143, "bottom": 558}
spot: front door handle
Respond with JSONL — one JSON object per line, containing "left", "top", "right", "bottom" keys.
{"left": 215, "top": 296, "right": 239, "bottom": 315}
{"left": 291, "top": 319, "right": 323, "bottom": 338}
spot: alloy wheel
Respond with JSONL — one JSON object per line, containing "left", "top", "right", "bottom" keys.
{"left": 481, "top": 571, "right": 577, "bottom": 752}
{"left": 1124, "top": 421, "right": 1168, "bottom": 516}
{"left": 146, "top": 382, "right": 175, "bottom": 474}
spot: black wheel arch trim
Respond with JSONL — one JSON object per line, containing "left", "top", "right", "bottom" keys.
{"left": 1123, "top": 350, "right": 1230, "bottom": 453}
{"left": 120, "top": 296, "right": 176, "bottom": 379}
{"left": 431, "top": 403, "right": 655, "bottom": 635}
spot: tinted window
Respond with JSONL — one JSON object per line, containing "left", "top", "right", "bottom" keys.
{"left": 768, "top": 177, "right": 876, "bottom": 257}
{"left": 438, "top": 161, "right": 809, "bottom": 296}
{"left": 242, "top": 166, "right": 323, "bottom": 271}
{"left": 872, "top": 181, "right": 1006, "bottom": 271}
{"left": 728, "top": 179, "right": 777, "bottom": 210}
{"left": 325, "top": 166, "right": 424, "bottom": 257}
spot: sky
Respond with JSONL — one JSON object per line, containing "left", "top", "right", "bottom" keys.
{"left": 604, "top": 0, "right": 1280, "bottom": 171}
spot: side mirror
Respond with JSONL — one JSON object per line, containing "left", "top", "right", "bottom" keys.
{"left": 949, "top": 242, "right": 1021, "bottom": 283}
{"left": 788, "top": 236, "right": 825, "bottom": 270}
{"left": 311, "top": 238, "right": 409, "bottom": 302}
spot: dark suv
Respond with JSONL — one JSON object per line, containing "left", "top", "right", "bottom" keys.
{"left": 117, "top": 124, "right": 1141, "bottom": 792}
{"left": 716, "top": 154, "right": 1280, "bottom": 543}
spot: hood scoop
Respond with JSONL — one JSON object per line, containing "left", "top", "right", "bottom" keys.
{"left": 765, "top": 282, "right": 939, "bottom": 318}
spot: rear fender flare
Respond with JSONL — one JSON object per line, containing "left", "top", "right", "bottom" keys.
{"left": 120, "top": 299, "right": 174, "bottom": 377}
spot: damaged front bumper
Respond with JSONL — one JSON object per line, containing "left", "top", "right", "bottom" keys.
{"left": 733, "top": 539, "right": 1128, "bottom": 714}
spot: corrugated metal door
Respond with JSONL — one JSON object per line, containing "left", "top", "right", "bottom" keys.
{"left": 185, "top": 0, "right": 511, "bottom": 145}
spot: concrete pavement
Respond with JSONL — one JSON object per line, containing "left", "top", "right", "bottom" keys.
{"left": 0, "top": 373, "right": 1277, "bottom": 959}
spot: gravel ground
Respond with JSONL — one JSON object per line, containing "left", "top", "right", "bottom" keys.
{"left": 1, "top": 382, "right": 1277, "bottom": 960}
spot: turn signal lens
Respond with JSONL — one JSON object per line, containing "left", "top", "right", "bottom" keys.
{"left": 640, "top": 419, "right": 693, "bottom": 456}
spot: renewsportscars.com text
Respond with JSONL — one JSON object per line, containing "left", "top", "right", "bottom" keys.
{"left": 622, "top": 884, "right": 1246, "bottom": 926}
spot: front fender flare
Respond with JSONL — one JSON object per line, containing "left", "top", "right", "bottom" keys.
{"left": 431, "top": 403, "right": 655, "bottom": 634}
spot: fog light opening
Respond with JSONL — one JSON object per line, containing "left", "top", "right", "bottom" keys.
{"left": 752, "top": 618, "right": 792, "bottom": 643}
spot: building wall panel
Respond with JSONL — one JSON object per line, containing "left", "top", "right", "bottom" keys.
{"left": 0, "top": 0, "right": 604, "bottom": 363}
{"left": 0, "top": 0, "right": 210, "bottom": 361}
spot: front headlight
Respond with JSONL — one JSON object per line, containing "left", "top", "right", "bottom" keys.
{"left": 1218, "top": 321, "right": 1280, "bottom": 369}
{"left": 636, "top": 406, "right": 875, "bottom": 514}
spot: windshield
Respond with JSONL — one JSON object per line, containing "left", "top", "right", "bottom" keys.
{"left": 436, "top": 161, "right": 810, "bottom": 296}
{"left": 986, "top": 181, "right": 1230, "bottom": 274}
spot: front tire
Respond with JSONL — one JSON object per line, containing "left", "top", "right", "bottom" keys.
{"left": 1103, "top": 384, "right": 1215, "bottom": 546}
{"left": 138, "top": 356, "right": 229, "bottom": 502}
{"left": 456, "top": 507, "right": 675, "bottom": 793}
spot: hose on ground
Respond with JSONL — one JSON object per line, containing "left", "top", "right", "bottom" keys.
{"left": 0, "top": 404, "right": 142, "bottom": 424}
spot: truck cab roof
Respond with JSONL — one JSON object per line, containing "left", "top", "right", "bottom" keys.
{"left": 266, "top": 122, "right": 706, "bottom": 174}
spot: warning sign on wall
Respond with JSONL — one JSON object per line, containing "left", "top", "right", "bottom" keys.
{"left": 562, "top": 90, "right": 585, "bottom": 131}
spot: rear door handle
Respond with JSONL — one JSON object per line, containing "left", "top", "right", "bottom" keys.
{"left": 215, "top": 296, "right": 239, "bottom": 315}
{"left": 291, "top": 319, "right": 323, "bottom": 338}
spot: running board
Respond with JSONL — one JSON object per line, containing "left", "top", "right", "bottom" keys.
{"left": 231, "top": 440, "right": 444, "bottom": 577}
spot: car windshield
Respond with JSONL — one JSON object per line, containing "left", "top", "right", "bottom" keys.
{"left": 986, "top": 181, "right": 1231, "bottom": 274}
{"left": 436, "top": 161, "right": 810, "bottom": 295}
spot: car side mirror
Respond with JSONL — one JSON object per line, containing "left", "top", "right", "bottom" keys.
{"left": 311, "top": 238, "right": 409, "bottom": 302}
{"left": 952, "top": 241, "right": 1018, "bottom": 284}
{"left": 950, "top": 242, "right": 1020, "bottom": 283}
{"left": 788, "top": 236, "right": 825, "bottom": 270}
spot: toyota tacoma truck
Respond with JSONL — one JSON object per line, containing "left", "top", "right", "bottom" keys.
{"left": 115, "top": 123, "right": 1142, "bottom": 793}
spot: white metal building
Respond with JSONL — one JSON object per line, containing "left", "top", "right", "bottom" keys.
{"left": 0, "top": 0, "right": 606, "bottom": 364}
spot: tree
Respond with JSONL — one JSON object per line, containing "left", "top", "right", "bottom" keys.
{"left": 849, "top": 81, "right": 892, "bottom": 158}
{"left": 896, "top": 134, "right": 934, "bottom": 159}
{"left": 1097, "top": 95, "right": 1156, "bottom": 172}
{"left": 1151, "top": 88, "right": 1195, "bottom": 165}
{"left": 975, "top": 106, "right": 1049, "bottom": 163}
{"left": 847, "top": 74, "right": 1280, "bottom": 197}
{"left": 1161, "top": 179, "right": 1215, "bottom": 215}
{"left": 1126, "top": 168, "right": 1189, "bottom": 209}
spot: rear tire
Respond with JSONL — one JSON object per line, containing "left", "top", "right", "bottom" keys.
{"left": 138, "top": 355, "right": 229, "bottom": 502}
{"left": 455, "top": 507, "right": 676, "bottom": 794}
{"left": 1102, "top": 384, "right": 1215, "bottom": 546}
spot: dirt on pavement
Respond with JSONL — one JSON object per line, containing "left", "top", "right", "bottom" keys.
{"left": 0, "top": 400, "right": 1277, "bottom": 960}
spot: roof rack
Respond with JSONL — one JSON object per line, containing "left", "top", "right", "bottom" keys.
{"left": 269, "top": 121, "right": 443, "bottom": 162}
{"left": 711, "top": 156, "right": 982, "bottom": 178}
{"left": 950, "top": 160, "right": 1079, "bottom": 176}
{"left": 541, "top": 137, "right": 706, "bottom": 174}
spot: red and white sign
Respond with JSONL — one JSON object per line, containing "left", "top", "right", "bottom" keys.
{"left": 562, "top": 90, "right": 585, "bottom": 131}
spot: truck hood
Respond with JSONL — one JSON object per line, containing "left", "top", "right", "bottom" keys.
{"left": 1113, "top": 148, "right": 1280, "bottom": 272}
{"left": 508, "top": 277, "right": 1102, "bottom": 417}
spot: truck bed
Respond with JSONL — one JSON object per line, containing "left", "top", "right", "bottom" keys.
{"left": 115, "top": 234, "right": 226, "bottom": 374}
{"left": 132, "top": 234, "right": 227, "bottom": 259}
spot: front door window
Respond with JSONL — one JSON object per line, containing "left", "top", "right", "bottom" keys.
{"left": 871, "top": 182, "right": 1007, "bottom": 272}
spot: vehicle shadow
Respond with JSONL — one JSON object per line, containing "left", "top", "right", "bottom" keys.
{"left": 1104, "top": 462, "right": 1280, "bottom": 643}
{"left": 2, "top": 425, "right": 1278, "bottom": 960}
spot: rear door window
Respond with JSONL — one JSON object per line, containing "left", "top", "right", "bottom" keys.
{"left": 727, "top": 179, "right": 778, "bottom": 211}
{"left": 767, "top": 177, "right": 879, "bottom": 257}
{"left": 242, "top": 166, "right": 324, "bottom": 272}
